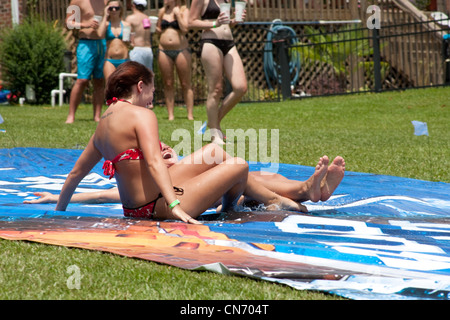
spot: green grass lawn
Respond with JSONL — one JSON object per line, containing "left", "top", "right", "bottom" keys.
{"left": 0, "top": 87, "right": 449, "bottom": 300}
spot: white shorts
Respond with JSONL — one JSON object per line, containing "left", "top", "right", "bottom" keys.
{"left": 130, "top": 46, "right": 154, "bottom": 71}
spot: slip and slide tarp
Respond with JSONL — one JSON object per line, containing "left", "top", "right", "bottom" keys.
{"left": 1, "top": 148, "right": 450, "bottom": 300}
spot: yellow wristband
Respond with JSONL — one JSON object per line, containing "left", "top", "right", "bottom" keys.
{"left": 169, "top": 199, "right": 180, "bottom": 209}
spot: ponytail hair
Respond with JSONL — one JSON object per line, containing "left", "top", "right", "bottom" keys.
{"left": 105, "top": 61, "right": 154, "bottom": 101}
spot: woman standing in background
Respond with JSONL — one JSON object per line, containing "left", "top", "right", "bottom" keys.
{"left": 157, "top": 0, "right": 194, "bottom": 120}
{"left": 97, "top": 0, "right": 131, "bottom": 80}
{"left": 188, "top": 0, "right": 247, "bottom": 144}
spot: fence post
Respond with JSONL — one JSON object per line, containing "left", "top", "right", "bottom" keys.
{"left": 272, "top": 27, "right": 292, "bottom": 100}
{"left": 278, "top": 39, "right": 291, "bottom": 99}
{"left": 444, "top": 35, "right": 450, "bottom": 85}
{"left": 372, "top": 27, "right": 382, "bottom": 92}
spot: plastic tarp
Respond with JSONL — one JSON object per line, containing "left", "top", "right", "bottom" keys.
{"left": 1, "top": 148, "right": 450, "bottom": 300}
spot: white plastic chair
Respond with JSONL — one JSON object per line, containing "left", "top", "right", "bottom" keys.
{"left": 431, "top": 11, "right": 450, "bottom": 27}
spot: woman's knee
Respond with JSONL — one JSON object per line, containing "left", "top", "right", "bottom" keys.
{"left": 163, "top": 78, "right": 175, "bottom": 90}
{"left": 203, "top": 143, "right": 230, "bottom": 162}
{"left": 208, "top": 83, "right": 223, "bottom": 101}
{"left": 226, "top": 157, "right": 249, "bottom": 174}
{"left": 76, "top": 78, "right": 90, "bottom": 87}
{"left": 233, "top": 81, "right": 248, "bottom": 98}
{"left": 179, "top": 79, "right": 192, "bottom": 91}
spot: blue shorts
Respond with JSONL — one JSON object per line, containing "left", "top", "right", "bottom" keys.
{"left": 76, "top": 39, "right": 106, "bottom": 79}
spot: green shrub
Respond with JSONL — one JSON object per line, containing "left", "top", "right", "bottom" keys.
{"left": 0, "top": 16, "right": 66, "bottom": 105}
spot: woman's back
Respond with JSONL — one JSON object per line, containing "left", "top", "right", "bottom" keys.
{"left": 94, "top": 100, "right": 160, "bottom": 209}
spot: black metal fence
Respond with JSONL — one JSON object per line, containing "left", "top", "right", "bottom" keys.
{"left": 157, "top": 19, "right": 449, "bottom": 105}
{"left": 288, "top": 19, "right": 450, "bottom": 99}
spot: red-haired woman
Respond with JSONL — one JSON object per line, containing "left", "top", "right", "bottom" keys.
{"left": 56, "top": 61, "right": 309, "bottom": 223}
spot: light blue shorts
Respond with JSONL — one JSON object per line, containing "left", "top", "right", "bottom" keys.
{"left": 76, "top": 39, "right": 107, "bottom": 79}
{"left": 130, "top": 46, "right": 154, "bottom": 71}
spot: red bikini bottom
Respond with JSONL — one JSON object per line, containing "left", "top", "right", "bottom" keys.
{"left": 123, "top": 193, "right": 162, "bottom": 219}
{"left": 122, "top": 187, "right": 184, "bottom": 219}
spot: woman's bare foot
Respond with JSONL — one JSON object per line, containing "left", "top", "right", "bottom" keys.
{"left": 320, "top": 156, "right": 345, "bottom": 201}
{"left": 210, "top": 128, "right": 225, "bottom": 145}
{"left": 65, "top": 116, "right": 75, "bottom": 124}
{"left": 304, "top": 156, "right": 329, "bottom": 202}
{"left": 266, "top": 195, "right": 308, "bottom": 213}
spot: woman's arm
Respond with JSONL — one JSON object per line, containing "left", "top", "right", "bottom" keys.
{"left": 56, "top": 135, "right": 103, "bottom": 211}
{"left": 188, "top": 0, "right": 213, "bottom": 30}
{"left": 96, "top": 5, "right": 110, "bottom": 37}
{"left": 136, "top": 110, "right": 199, "bottom": 224}
{"left": 156, "top": 8, "right": 164, "bottom": 34}
{"left": 188, "top": 0, "right": 231, "bottom": 30}
{"left": 176, "top": 6, "right": 189, "bottom": 34}
{"left": 24, "top": 188, "right": 120, "bottom": 204}
{"left": 136, "top": 110, "right": 180, "bottom": 205}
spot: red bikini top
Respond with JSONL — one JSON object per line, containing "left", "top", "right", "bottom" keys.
{"left": 102, "top": 142, "right": 162, "bottom": 179}
{"left": 103, "top": 148, "right": 144, "bottom": 179}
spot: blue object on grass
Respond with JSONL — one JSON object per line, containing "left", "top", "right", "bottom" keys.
{"left": 0, "top": 90, "right": 11, "bottom": 104}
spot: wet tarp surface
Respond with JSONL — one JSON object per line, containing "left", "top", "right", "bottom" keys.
{"left": 1, "top": 148, "right": 449, "bottom": 300}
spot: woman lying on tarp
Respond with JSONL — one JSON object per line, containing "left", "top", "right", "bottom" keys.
{"left": 26, "top": 142, "right": 346, "bottom": 218}
{"left": 33, "top": 61, "right": 345, "bottom": 224}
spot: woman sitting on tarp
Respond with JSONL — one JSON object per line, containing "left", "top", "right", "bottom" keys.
{"left": 55, "top": 61, "right": 328, "bottom": 224}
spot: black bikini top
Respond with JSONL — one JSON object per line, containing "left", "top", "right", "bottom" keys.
{"left": 201, "top": 0, "right": 221, "bottom": 20}
{"left": 161, "top": 19, "right": 180, "bottom": 30}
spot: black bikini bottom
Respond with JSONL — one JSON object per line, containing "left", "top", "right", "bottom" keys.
{"left": 158, "top": 48, "right": 191, "bottom": 62}
{"left": 200, "top": 39, "right": 235, "bottom": 56}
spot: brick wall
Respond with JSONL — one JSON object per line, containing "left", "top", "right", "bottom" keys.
{"left": 0, "top": 0, "right": 25, "bottom": 83}
{"left": 0, "top": 0, "right": 25, "bottom": 30}
{"left": 0, "top": 0, "right": 12, "bottom": 30}
{"left": 437, "top": 0, "right": 450, "bottom": 12}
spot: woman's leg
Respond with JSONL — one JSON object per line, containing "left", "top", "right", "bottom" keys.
{"left": 250, "top": 156, "right": 345, "bottom": 202}
{"left": 169, "top": 143, "right": 231, "bottom": 185}
{"left": 158, "top": 50, "right": 176, "bottom": 120}
{"left": 169, "top": 144, "right": 310, "bottom": 212}
{"left": 201, "top": 42, "right": 225, "bottom": 143}
{"left": 250, "top": 167, "right": 325, "bottom": 203}
{"left": 92, "top": 78, "right": 105, "bottom": 122}
{"left": 320, "top": 156, "right": 346, "bottom": 201}
{"left": 175, "top": 50, "right": 194, "bottom": 120}
{"left": 219, "top": 47, "right": 247, "bottom": 123}
{"left": 156, "top": 158, "right": 249, "bottom": 219}
{"left": 103, "top": 60, "right": 116, "bottom": 82}
{"left": 250, "top": 171, "right": 309, "bottom": 201}
{"left": 66, "top": 78, "right": 89, "bottom": 123}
